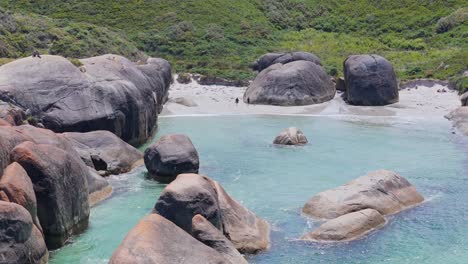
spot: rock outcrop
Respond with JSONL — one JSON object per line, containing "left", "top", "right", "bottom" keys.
{"left": 344, "top": 55, "right": 399, "bottom": 106}
{"left": 109, "top": 214, "right": 231, "bottom": 264}
{"left": 446, "top": 107, "right": 468, "bottom": 135}
{"left": 244, "top": 60, "right": 335, "bottom": 106}
{"left": 461, "top": 92, "right": 468, "bottom": 106}
{"left": 0, "top": 101, "right": 25, "bottom": 126}
{"left": 0, "top": 201, "right": 48, "bottom": 264}
{"left": 0, "top": 54, "right": 171, "bottom": 146}
{"left": 301, "top": 209, "right": 386, "bottom": 242}
{"left": 192, "top": 214, "right": 248, "bottom": 264}
{"left": 63, "top": 131, "right": 143, "bottom": 175}
{"left": 302, "top": 170, "right": 424, "bottom": 219}
{"left": 252, "top": 52, "right": 321, "bottom": 72}
{"left": 144, "top": 134, "right": 200, "bottom": 183}
{"left": 10, "top": 142, "right": 90, "bottom": 249}
{"left": 154, "top": 173, "right": 270, "bottom": 253}
{"left": 273, "top": 127, "right": 308, "bottom": 145}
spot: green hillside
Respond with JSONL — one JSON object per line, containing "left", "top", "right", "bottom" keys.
{"left": 1, "top": 0, "right": 467, "bottom": 88}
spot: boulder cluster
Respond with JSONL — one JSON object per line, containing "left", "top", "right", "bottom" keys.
{"left": 245, "top": 52, "right": 399, "bottom": 107}
{"left": 0, "top": 54, "right": 168, "bottom": 263}
{"left": 109, "top": 173, "right": 270, "bottom": 263}
{"left": 301, "top": 170, "right": 424, "bottom": 242}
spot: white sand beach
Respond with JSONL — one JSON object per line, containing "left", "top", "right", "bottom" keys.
{"left": 162, "top": 78, "right": 461, "bottom": 123}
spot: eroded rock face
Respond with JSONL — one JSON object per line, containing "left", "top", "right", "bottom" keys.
{"left": 192, "top": 214, "right": 248, "bottom": 264}
{"left": 10, "top": 142, "right": 90, "bottom": 249}
{"left": 0, "top": 201, "right": 48, "bottom": 264}
{"left": 344, "top": 55, "right": 399, "bottom": 106}
{"left": 461, "top": 92, "right": 468, "bottom": 106}
{"left": 86, "top": 168, "right": 113, "bottom": 207}
{"left": 63, "top": 131, "right": 143, "bottom": 175}
{"left": 244, "top": 60, "right": 335, "bottom": 106}
{"left": 144, "top": 134, "right": 200, "bottom": 183}
{"left": 0, "top": 101, "right": 25, "bottom": 126}
{"left": 273, "top": 127, "right": 308, "bottom": 145}
{"left": 109, "top": 214, "right": 231, "bottom": 264}
{"left": 153, "top": 173, "right": 270, "bottom": 253}
{"left": 446, "top": 107, "right": 468, "bottom": 135}
{"left": 0, "top": 126, "right": 32, "bottom": 175}
{"left": 0, "top": 54, "right": 171, "bottom": 146}
{"left": 252, "top": 52, "right": 322, "bottom": 72}
{"left": 302, "top": 170, "right": 424, "bottom": 219}
{"left": 302, "top": 209, "right": 386, "bottom": 242}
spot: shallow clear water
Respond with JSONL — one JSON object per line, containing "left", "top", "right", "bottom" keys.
{"left": 51, "top": 115, "right": 468, "bottom": 264}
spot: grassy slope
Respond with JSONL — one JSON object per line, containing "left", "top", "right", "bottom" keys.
{"left": 1, "top": 0, "right": 467, "bottom": 87}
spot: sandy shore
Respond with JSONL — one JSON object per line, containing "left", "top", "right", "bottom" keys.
{"left": 161, "top": 78, "right": 460, "bottom": 123}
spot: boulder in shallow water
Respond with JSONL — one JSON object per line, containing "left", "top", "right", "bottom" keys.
{"left": 244, "top": 60, "right": 335, "bottom": 106}
{"left": 154, "top": 173, "right": 270, "bottom": 253}
{"left": 0, "top": 201, "right": 48, "bottom": 264}
{"left": 144, "top": 134, "right": 200, "bottom": 183}
{"left": 109, "top": 214, "right": 231, "bottom": 264}
{"left": 63, "top": 131, "right": 143, "bottom": 175}
{"left": 10, "top": 142, "right": 90, "bottom": 249}
{"left": 252, "top": 52, "right": 321, "bottom": 72}
{"left": 192, "top": 214, "right": 248, "bottom": 264}
{"left": 273, "top": 127, "right": 308, "bottom": 145}
{"left": 301, "top": 209, "right": 386, "bottom": 242}
{"left": 302, "top": 170, "right": 424, "bottom": 219}
{"left": 445, "top": 107, "right": 468, "bottom": 135}
{"left": 344, "top": 55, "right": 399, "bottom": 106}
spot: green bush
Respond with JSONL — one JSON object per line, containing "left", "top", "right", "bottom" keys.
{"left": 436, "top": 8, "right": 467, "bottom": 33}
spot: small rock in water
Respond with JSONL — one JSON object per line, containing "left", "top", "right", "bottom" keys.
{"left": 273, "top": 127, "right": 308, "bottom": 145}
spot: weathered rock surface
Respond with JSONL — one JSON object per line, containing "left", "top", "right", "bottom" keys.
{"left": 0, "top": 101, "right": 25, "bottom": 126}
{"left": 446, "top": 107, "right": 468, "bottom": 135}
{"left": 144, "top": 134, "right": 200, "bottom": 183}
{"left": 154, "top": 173, "right": 270, "bottom": 253}
{"left": 0, "top": 162, "right": 41, "bottom": 230}
{"left": 0, "top": 126, "right": 32, "bottom": 175}
{"left": 273, "top": 127, "right": 308, "bottom": 145}
{"left": 0, "top": 201, "right": 48, "bottom": 264}
{"left": 252, "top": 52, "right": 322, "bottom": 72}
{"left": 0, "top": 54, "right": 171, "bottom": 146}
{"left": 336, "top": 77, "right": 346, "bottom": 92}
{"left": 195, "top": 75, "right": 249, "bottom": 87}
{"left": 0, "top": 118, "right": 10, "bottom": 126}
{"left": 192, "top": 214, "right": 248, "bottom": 264}
{"left": 461, "top": 92, "right": 468, "bottom": 106}
{"left": 10, "top": 142, "right": 90, "bottom": 249}
{"left": 244, "top": 60, "right": 335, "bottom": 106}
{"left": 169, "top": 97, "right": 198, "bottom": 107}
{"left": 63, "top": 131, "right": 143, "bottom": 175}
{"left": 344, "top": 55, "right": 399, "bottom": 106}
{"left": 302, "top": 170, "right": 424, "bottom": 219}
{"left": 302, "top": 209, "right": 386, "bottom": 242}
{"left": 177, "top": 73, "right": 192, "bottom": 84}
{"left": 109, "top": 214, "right": 231, "bottom": 264}
{"left": 87, "top": 168, "right": 113, "bottom": 207}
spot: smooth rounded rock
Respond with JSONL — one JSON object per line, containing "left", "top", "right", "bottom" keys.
{"left": 273, "top": 127, "right": 308, "bottom": 145}
{"left": 252, "top": 52, "right": 321, "bottom": 72}
{"left": 344, "top": 55, "right": 399, "bottom": 106}
{"left": 144, "top": 134, "right": 199, "bottom": 183}
{"left": 244, "top": 60, "right": 335, "bottom": 106}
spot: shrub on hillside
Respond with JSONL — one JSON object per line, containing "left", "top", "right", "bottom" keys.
{"left": 436, "top": 8, "right": 467, "bottom": 33}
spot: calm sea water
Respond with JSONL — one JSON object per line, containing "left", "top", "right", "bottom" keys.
{"left": 50, "top": 115, "right": 468, "bottom": 264}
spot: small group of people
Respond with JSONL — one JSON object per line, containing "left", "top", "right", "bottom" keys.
{"left": 235, "top": 97, "right": 250, "bottom": 105}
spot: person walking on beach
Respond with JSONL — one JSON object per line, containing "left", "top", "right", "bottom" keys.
{"left": 235, "top": 98, "right": 239, "bottom": 106}
{"left": 247, "top": 97, "right": 250, "bottom": 106}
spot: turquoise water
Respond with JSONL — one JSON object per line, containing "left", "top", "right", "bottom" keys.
{"left": 51, "top": 115, "right": 468, "bottom": 264}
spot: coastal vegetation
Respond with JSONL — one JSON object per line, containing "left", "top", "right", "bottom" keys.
{"left": 0, "top": 0, "right": 466, "bottom": 89}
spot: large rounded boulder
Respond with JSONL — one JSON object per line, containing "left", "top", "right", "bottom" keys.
{"left": 273, "top": 127, "right": 308, "bottom": 145}
{"left": 252, "top": 52, "right": 321, "bottom": 72}
{"left": 302, "top": 170, "right": 424, "bottom": 219}
{"left": 144, "top": 134, "right": 200, "bottom": 183}
{"left": 0, "top": 201, "right": 48, "bottom": 264}
{"left": 109, "top": 214, "right": 231, "bottom": 264}
{"left": 0, "top": 54, "right": 171, "bottom": 146}
{"left": 344, "top": 55, "right": 399, "bottom": 106}
{"left": 244, "top": 60, "right": 335, "bottom": 106}
{"left": 10, "top": 142, "right": 90, "bottom": 249}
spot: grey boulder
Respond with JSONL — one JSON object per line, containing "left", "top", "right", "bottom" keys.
{"left": 244, "top": 60, "right": 335, "bottom": 106}
{"left": 301, "top": 209, "right": 386, "bottom": 242}
{"left": 144, "top": 134, "right": 200, "bottom": 183}
{"left": 302, "top": 170, "right": 424, "bottom": 219}
{"left": 252, "top": 52, "right": 321, "bottom": 72}
{"left": 273, "top": 127, "right": 308, "bottom": 145}
{"left": 445, "top": 107, "right": 468, "bottom": 135}
{"left": 460, "top": 92, "right": 468, "bottom": 106}
{"left": 344, "top": 55, "right": 399, "bottom": 106}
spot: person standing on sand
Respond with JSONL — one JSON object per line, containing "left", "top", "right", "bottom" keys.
{"left": 235, "top": 98, "right": 239, "bottom": 106}
{"left": 247, "top": 97, "right": 250, "bottom": 105}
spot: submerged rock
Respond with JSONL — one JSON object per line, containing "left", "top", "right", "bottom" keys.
{"left": 192, "top": 214, "right": 248, "bottom": 264}
{"left": 273, "top": 127, "right": 308, "bottom": 145}
{"left": 344, "top": 55, "right": 399, "bottom": 106}
{"left": 63, "top": 131, "right": 143, "bottom": 175}
{"left": 10, "top": 142, "right": 90, "bottom": 249}
{"left": 446, "top": 107, "right": 468, "bottom": 135}
{"left": 0, "top": 54, "right": 171, "bottom": 146}
{"left": 302, "top": 170, "right": 424, "bottom": 219}
{"left": 244, "top": 60, "right": 335, "bottom": 106}
{"left": 302, "top": 209, "right": 386, "bottom": 242}
{"left": 252, "top": 52, "right": 321, "bottom": 72}
{"left": 144, "top": 134, "right": 200, "bottom": 183}
{"left": 154, "top": 173, "right": 270, "bottom": 253}
{"left": 0, "top": 201, "right": 48, "bottom": 264}
{"left": 109, "top": 214, "right": 231, "bottom": 264}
